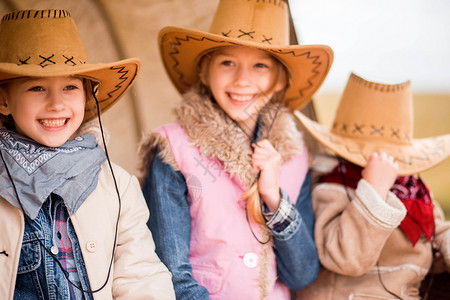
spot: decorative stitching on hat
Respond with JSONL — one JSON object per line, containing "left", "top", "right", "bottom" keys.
{"left": 391, "top": 128, "right": 401, "bottom": 139}
{"left": 222, "top": 30, "right": 231, "bottom": 37}
{"left": 333, "top": 122, "right": 410, "bottom": 142}
{"left": 352, "top": 124, "right": 364, "bottom": 134}
{"left": 18, "top": 57, "right": 31, "bottom": 65}
{"left": 1, "top": 9, "right": 70, "bottom": 23}
{"left": 271, "top": 50, "right": 324, "bottom": 103}
{"left": 370, "top": 125, "right": 384, "bottom": 136}
{"left": 238, "top": 29, "right": 255, "bottom": 39}
{"left": 167, "top": 35, "right": 227, "bottom": 88}
{"left": 39, "top": 54, "right": 56, "bottom": 68}
{"left": 405, "top": 132, "right": 410, "bottom": 140}
{"left": 254, "top": 0, "right": 287, "bottom": 7}
{"left": 62, "top": 55, "right": 76, "bottom": 66}
{"left": 100, "top": 65, "right": 131, "bottom": 103}
{"left": 349, "top": 73, "right": 409, "bottom": 93}
{"left": 261, "top": 35, "right": 272, "bottom": 44}
{"left": 14, "top": 55, "right": 85, "bottom": 66}
{"left": 325, "top": 133, "right": 448, "bottom": 167}
{"left": 166, "top": 34, "right": 326, "bottom": 104}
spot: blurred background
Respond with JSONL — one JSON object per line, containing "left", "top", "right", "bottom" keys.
{"left": 1, "top": 0, "right": 449, "bottom": 215}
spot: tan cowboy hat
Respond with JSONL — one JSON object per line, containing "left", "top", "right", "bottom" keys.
{"left": 0, "top": 9, "right": 140, "bottom": 122}
{"left": 158, "top": 0, "right": 333, "bottom": 110}
{"left": 295, "top": 73, "right": 450, "bottom": 175}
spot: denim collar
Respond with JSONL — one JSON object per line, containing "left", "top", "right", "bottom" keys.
{"left": 0, "top": 129, "right": 106, "bottom": 219}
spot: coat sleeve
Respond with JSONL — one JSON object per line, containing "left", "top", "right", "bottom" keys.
{"left": 273, "top": 173, "right": 320, "bottom": 290}
{"left": 313, "top": 179, "right": 407, "bottom": 276}
{"left": 142, "top": 150, "right": 210, "bottom": 300}
{"left": 431, "top": 199, "right": 450, "bottom": 272}
{"left": 112, "top": 167, "right": 175, "bottom": 299}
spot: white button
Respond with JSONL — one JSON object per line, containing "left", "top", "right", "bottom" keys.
{"left": 86, "top": 241, "right": 97, "bottom": 253}
{"left": 50, "top": 246, "right": 58, "bottom": 255}
{"left": 243, "top": 252, "right": 258, "bottom": 268}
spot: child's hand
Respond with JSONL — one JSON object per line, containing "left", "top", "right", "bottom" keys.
{"left": 361, "top": 152, "right": 398, "bottom": 201}
{"left": 251, "top": 139, "right": 281, "bottom": 212}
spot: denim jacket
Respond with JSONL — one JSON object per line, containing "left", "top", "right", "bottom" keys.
{"left": 14, "top": 196, "right": 93, "bottom": 300}
{"left": 143, "top": 151, "right": 319, "bottom": 299}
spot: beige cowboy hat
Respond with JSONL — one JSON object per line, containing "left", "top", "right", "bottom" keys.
{"left": 158, "top": 0, "right": 333, "bottom": 110}
{"left": 0, "top": 9, "right": 140, "bottom": 122}
{"left": 295, "top": 73, "right": 450, "bottom": 175}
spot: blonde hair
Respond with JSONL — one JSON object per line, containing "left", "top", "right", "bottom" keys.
{"left": 198, "top": 47, "right": 289, "bottom": 225}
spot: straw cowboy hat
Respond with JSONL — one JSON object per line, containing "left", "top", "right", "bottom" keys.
{"left": 295, "top": 73, "right": 450, "bottom": 175}
{"left": 158, "top": 0, "right": 333, "bottom": 110}
{"left": 0, "top": 9, "right": 140, "bottom": 122}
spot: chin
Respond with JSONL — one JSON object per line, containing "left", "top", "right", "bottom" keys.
{"left": 37, "top": 137, "right": 69, "bottom": 148}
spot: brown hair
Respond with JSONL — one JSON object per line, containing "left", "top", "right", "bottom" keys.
{"left": 0, "top": 80, "right": 15, "bottom": 129}
{"left": 0, "top": 77, "right": 97, "bottom": 132}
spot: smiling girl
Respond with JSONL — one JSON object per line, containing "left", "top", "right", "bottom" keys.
{"left": 0, "top": 9, "right": 174, "bottom": 299}
{"left": 1, "top": 77, "right": 86, "bottom": 147}
{"left": 138, "top": 0, "right": 332, "bottom": 299}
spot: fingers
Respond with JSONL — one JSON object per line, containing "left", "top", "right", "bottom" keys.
{"left": 251, "top": 140, "right": 277, "bottom": 159}
{"left": 251, "top": 139, "right": 281, "bottom": 171}
{"left": 370, "top": 151, "right": 398, "bottom": 170}
{"left": 251, "top": 139, "right": 273, "bottom": 151}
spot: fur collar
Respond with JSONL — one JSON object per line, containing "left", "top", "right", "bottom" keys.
{"left": 139, "top": 89, "right": 304, "bottom": 188}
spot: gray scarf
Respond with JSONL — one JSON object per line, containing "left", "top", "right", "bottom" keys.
{"left": 0, "top": 129, "right": 106, "bottom": 219}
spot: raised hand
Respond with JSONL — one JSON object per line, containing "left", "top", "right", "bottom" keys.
{"left": 362, "top": 152, "right": 399, "bottom": 200}
{"left": 251, "top": 139, "right": 281, "bottom": 212}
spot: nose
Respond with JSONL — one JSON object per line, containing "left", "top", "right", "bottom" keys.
{"left": 234, "top": 65, "right": 252, "bottom": 87}
{"left": 46, "top": 91, "right": 65, "bottom": 111}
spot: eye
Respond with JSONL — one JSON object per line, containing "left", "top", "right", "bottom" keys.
{"left": 64, "top": 85, "right": 79, "bottom": 91}
{"left": 28, "top": 86, "right": 44, "bottom": 92}
{"left": 255, "top": 63, "right": 269, "bottom": 69}
{"left": 220, "top": 60, "right": 234, "bottom": 67}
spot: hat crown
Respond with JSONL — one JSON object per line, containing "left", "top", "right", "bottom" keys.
{"left": 208, "top": 0, "right": 289, "bottom": 46}
{"left": 0, "top": 9, "right": 88, "bottom": 68}
{"left": 331, "top": 73, "right": 413, "bottom": 145}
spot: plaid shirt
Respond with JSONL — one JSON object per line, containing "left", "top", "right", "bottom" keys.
{"left": 54, "top": 200, "right": 84, "bottom": 300}
{"left": 264, "top": 189, "right": 298, "bottom": 233}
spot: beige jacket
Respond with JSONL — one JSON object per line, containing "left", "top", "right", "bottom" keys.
{"left": 298, "top": 161, "right": 450, "bottom": 300}
{"left": 0, "top": 162, "right": 175, "bottom": 300}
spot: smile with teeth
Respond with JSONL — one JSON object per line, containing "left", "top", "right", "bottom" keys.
{"left": 228, "top": 93, "right": 255, "bottom": 102}
{"left": 39, "top": 118, "right": 68, "bottom": 127}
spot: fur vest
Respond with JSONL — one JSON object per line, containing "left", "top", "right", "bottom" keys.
{"left": 138, "top": 89, "right": 307, "bottom": 299}
{"left": 138, "top": 89, "right": 304, "bottom": 185}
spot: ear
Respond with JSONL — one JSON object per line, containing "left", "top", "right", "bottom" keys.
{"left": 0, "top": 87, "right": 11, "bottom": 116}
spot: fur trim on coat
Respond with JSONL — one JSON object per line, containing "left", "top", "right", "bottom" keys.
{"left": 138, "top": 89, "right": 305, "bottom": 186}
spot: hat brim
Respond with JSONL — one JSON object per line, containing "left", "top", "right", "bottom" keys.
{"left": 0, "top": 57, "right": 140, "bottom": 122}
{"left": 159, "top": 26, "right": 333, "bottom": 110}
{"left": 294, "top": 111, "right": 450, "bottom": 175}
